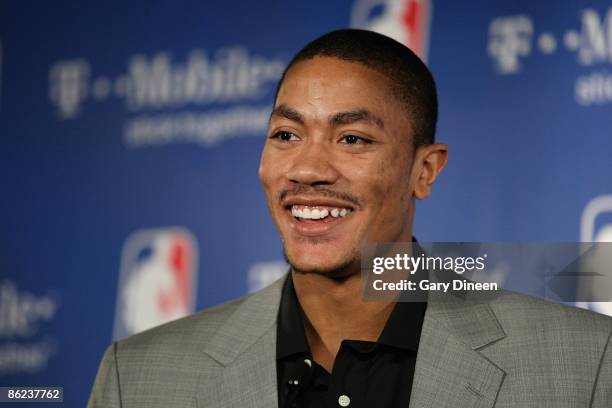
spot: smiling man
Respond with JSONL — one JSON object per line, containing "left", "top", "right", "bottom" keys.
{"left": 258, "top": 33, "right": 447, "bottom": 397}
{"left": 89, "top": 30, "right": 612, "bottom": 408}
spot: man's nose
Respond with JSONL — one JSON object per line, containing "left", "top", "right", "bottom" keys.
{"left": 285, "top": 141, "right": 340, "bottom": 186}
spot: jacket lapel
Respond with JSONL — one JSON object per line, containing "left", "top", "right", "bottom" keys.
{"left": 410, "top": 293, "right": 507, "bottom": 408}
{"left": 196, "top": 277, "right": 286, "bottom": 408}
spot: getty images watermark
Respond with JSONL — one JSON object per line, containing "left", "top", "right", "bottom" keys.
{"left": 361, "top": 242, "right": 612, "bottom": 303}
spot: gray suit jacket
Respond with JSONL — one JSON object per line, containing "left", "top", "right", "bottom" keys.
{"left": 89, "top": 277, "right": 612, "bottom": 407}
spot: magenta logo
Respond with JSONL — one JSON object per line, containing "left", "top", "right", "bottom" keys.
{"left": 113, "top": 227, "right": 198, "bottom": 340}
{"left": 351, "top": 0, "right": 433, "bottom": 61}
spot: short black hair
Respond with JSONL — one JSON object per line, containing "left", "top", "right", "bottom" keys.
{"left": 274, "top": 29, "right": 438, "bottom": 147}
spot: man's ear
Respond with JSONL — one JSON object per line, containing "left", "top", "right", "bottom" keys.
{"left": 412, "top": 143, "right": 448, "bottom": 200}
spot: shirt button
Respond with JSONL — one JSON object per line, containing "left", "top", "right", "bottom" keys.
{"left": 338, "top": 394, "right": 351, "bottom": 407}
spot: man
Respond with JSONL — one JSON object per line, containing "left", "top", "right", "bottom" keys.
{"left": 89, "top": 29, "right": 612, "bottom": 408}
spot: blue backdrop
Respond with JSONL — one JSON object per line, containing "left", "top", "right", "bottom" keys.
{"left": 1, "top": 1, "right": 612, "bottom": 406}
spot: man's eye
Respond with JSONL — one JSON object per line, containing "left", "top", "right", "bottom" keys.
{"left": 341, "top": 134, "right": 370, "bottom": 145}
{"left": 272, "top": 131, "right": 299, "bottom": 141}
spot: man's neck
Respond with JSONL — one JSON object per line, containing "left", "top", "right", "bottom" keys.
{"left": 292, "top": 270, "right": 394, "bottom": 372}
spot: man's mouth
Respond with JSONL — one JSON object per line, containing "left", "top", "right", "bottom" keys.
{"left": 290, "top": 205, "right": 353, "bottom": 221}
{"left": 281, "top": 195, "right": 357, "bottom": 235}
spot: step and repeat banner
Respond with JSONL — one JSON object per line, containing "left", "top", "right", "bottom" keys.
{"left": 1, "top": 0, "right": 611, "bottom": 406}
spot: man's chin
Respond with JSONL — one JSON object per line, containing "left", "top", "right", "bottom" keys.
{"left": 283, "top": 249, "right": 358, "bottom": 279}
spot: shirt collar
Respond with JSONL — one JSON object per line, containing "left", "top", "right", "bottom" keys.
{"left": 276, "top": 271, "right": 427, "bottom": 360}
{"left": 277, "top": 273, "right": 311, "bottom": 359}
{"left": 377, "top": 297, "right": 426, "bottom": 351}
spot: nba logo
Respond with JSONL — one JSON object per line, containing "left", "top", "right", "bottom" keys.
{"left": 113, "top": 228, "right": 198, "bottom": 340}
{"left": 351, "top": 0, "right": 432, "bottom": 61}
{"left": 576, "top": 195, "right": 612, "bottom": 316}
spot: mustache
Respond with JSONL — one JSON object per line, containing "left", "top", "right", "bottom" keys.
{"left": 279, "top": 185, "right": 361, "bottom": 207}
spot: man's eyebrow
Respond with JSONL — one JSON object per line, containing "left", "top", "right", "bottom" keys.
{"left": 270, "top": 104, "right": 304, "bottom": 124}
{"left": 329, "top": 109, "right": 384, "bottom": 130}
{"left": 270, "top": 105, "right": 384, "bottom": 130}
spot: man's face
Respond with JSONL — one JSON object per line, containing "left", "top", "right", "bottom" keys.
{"left": 259, "top": 57, "right": 419, "bottom": 276}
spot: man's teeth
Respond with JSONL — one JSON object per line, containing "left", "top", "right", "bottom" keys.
{"left": 291, "top": 205, "right": 352, "bottom": 220}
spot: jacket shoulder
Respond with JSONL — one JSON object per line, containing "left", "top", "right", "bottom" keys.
{"left": 116, "top": 293, "right": 248, "bottom": 358}
{"left": 491, "top": 291, "right": 612, "bottom": 337}
{"left": 481, "top": 292, "right": 612, "bottom": 406}
{"left": 485, "top": 291, "right": 612, "bottom": 380}
{"left": 88, "top": 294, "right": 256, "bottom": 408}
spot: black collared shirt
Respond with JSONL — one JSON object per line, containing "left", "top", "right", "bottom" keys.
{"left": 276, "top": 274, "right": 427, "bottom": 408}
